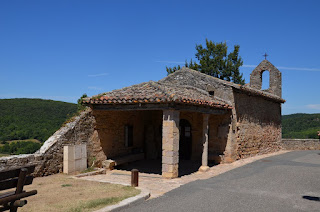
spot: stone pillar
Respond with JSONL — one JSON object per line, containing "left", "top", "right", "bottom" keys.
{"left": 162, "top": 110, "right": 180, "bottom": 179}
{"left": 199, "top": 114, "right": 210, "bottom": 172}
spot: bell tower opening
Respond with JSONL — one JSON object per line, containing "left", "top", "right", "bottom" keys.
{"left": 261, "top": 70, "right": 270, "bottom": 90}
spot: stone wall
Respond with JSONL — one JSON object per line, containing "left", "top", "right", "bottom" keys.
{"left": 0, "top": 108, "right": 106, "bottom": 176}
{"left": 234, "top": 91, "right": 282, "bottom": 159}
{"left": 93, "top": 110, "right": 163, "bottom": 159}
{"left": 281, "top": 139, "right": 320, "bottom": 150}
{"left": 208, "top": 112, "right": 232, "bottom": 163}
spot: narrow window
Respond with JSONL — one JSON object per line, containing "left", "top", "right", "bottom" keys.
{"left": 206, "top": 85, "right": 215, "bottom": 96}
{"left": 261, "top": 70, "right": 270, "bottom": 90}
{"left": 125, "top": 125, "right": 133, "bottom": 147}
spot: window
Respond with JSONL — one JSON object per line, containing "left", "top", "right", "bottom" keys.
{"left": 125, "top": 125, "right": 133, "bottom": 147}
{"left": 206, "top": 85, "right": 215, "bottom": 96}
{"left": 261, "top": 70, "right": 270, "bottom": 90}
{"left": 208, "top": 90, "right": 215, "bottom": 96}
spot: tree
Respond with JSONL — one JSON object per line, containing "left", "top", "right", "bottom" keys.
{"left": 166, "top": 39, "right": 245, "bottom": 85}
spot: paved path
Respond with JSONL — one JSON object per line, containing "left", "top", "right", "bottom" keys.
{"left": 82, "top": 151, "right": 288, "bottom": 198}
{"left": 121, "top": 150, "right": 320, "bottom": 212}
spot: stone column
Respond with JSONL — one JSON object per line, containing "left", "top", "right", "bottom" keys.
{"left": 162, "top": 110, "right": 180, "bottom": 179}
{"left": 199, "top": 114, "right": 210, "bottom": 172}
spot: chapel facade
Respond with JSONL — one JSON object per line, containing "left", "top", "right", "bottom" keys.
{"left": 83, "top": 59, "right": 285, "bottom": 178}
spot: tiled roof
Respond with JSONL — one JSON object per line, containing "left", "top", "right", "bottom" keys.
{"left": 237, "top": 85, "right": 285, "bottom": 103}
{"left": 84, "top": 67, "right": 285, "bottom": 109}
{"left": 159, "top": 68, "right": 285, "bottom": 103}
{"left": 83, "top": 81, "right": 232, "bottom": 109}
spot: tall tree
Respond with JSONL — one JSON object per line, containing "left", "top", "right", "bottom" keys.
{"left": 166, "top": 39, "right": 245, "bottom": 85}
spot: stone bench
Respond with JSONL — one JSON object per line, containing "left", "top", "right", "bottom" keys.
{"left": 103, "top": 153, "right": 145, "bottom": 170}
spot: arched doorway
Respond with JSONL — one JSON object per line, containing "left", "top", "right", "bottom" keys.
{"left": 179, "top": 119, "right": 192, "bottom": 160}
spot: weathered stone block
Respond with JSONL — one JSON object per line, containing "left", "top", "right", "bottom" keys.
{"left": 63, "top": 145, "right": 75, "bottom": 161}
{"left": 63, "top": 144, "right": 87, "bottom": 174}
{"left": 162, "top": 169, "right": 178, "bottom": 179}
{"left": 162, "top": 156, "right": 178, "bottom": 165}
{"left": 162, "top": 163, "right": 178, "bottom": 173}
{"left": 162, "top": 142, "right": 179, "bottom": 151}
{"left": 163, "top": 150, "right": 178, "bottom": 157}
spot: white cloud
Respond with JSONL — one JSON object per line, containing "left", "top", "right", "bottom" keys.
{"left": 88, "top": 73, "right": 109, "bottom": 77}
{"left": 277, "top": 66, "right": 320, "bottom": 72}
{"left": 306, "top": 104, "right": 320, "bottom": 110}
{"left": 154, "top": 60, "right": 185, "bottom": 64}
{"left": 88, "top": 86, "right": 102, "bottom": 90}
{"left": 242, "top": 65, "right": 257, "bottom": 68}
{"left": 243, "top": 64, "right": 320, "bottom": 72}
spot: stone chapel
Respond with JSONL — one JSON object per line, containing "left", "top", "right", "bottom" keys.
{"left": 83, "top": 59, "right": 285, "bottom": 178}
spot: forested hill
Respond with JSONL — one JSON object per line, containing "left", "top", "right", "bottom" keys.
{"left": 282, "top": 113, "right": 320, "bottom": 139}
{"left": 0, "top": 99, "right": 319, "bottom": 143}
{"left": 0, "top": 98, "right": 77, "bottom": 142}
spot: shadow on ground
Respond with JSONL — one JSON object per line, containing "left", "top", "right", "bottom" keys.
{"left": 302, "top": 196, "right": 320, "bottom": 202}
{"left": 116, "top": 159, "right": 217, "bottom": 177}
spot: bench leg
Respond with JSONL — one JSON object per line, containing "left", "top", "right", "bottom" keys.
{"left": 9, "top": 205, "right": 18, "bottom": 212}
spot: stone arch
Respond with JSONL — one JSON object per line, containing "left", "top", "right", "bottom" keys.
{"left": 249, "top": 60, "right": 282, "bottom": 97}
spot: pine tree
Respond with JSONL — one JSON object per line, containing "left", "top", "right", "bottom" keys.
{"left": 166, "top": 39, "right": 245, "bottom": 85}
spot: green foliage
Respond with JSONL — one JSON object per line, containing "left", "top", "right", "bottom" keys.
{"left": 282, "top": 113, "right": 320, "bottom": 139}
{"left": 77, "top": 94, "right": 88, "bottom": 111}
{"left": 0, "top": 141, "right": 42, "bottom": 155}
{"left": 166, "top": 39, "right": 245, "bottom": 85}
{"left": 0, "top": 98, "right": 77, "bottom": 142}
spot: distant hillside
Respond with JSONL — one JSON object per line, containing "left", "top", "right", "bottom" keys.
{"left": 282, "top": 113, "right": 320, "bottom": 139}
{"left": 0, "top": 98, "right": 77, "bottom": 142}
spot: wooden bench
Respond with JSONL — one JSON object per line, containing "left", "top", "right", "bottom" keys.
{"left": 0, "top": 165, "right": 37, "bottom": 212}
{"left": 103, "top": 153, "right": 145, "bottom": 170}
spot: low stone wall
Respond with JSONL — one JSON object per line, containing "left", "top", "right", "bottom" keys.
{"left": 281, "top": 139, "right": 320, "bottom": 150}
{"left": 0, "top": 108, "right": 106, "bottom": 177}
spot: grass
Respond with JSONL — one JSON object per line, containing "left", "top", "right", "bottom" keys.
{"left": 0, "top": 153, "right": 10, "bottom": 157}
{"left": 68, "top": 196, "right": 129, "bottom": 212}
{"left": 19, "top": 174, "right": 140, "bottom": 212}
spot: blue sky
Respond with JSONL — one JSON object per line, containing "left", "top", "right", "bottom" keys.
{"left": 0, "top": 0, "right": 319, "bottom": 115}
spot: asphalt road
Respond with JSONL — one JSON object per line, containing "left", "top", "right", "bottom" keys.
{"left": 121, "top": 151, "right": 320, "bottom": 212}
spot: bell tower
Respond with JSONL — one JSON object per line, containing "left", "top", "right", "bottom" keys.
{"left": 249, "top": 60, "right": 282, "bottom": 98}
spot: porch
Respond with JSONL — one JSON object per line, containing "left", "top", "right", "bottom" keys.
{"left": 93, "top": 108, "right": 232, "bottom": 179}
